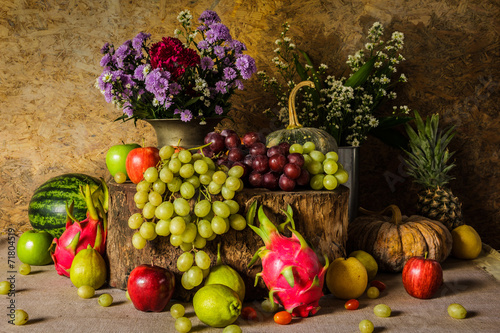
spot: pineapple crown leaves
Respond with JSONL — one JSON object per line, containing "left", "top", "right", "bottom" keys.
{"left": 403, "top": 110, "right": 457, "bottom": 188}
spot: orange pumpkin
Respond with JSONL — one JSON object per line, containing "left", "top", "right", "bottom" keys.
{"left": 347, "top": 205, "right": 452, "bottom": 273}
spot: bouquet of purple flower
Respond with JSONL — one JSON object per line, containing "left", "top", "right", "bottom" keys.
{"left": 96, "top": 10, "right": 257, "bottom": 124}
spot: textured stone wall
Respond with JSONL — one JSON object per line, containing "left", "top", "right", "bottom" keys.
{"left": 0, "top": 0, "right": 498, "bottom": 248}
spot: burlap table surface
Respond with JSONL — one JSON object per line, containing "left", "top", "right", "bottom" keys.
{"left": 1, "top": 236, "right": 499, "bottom": 333}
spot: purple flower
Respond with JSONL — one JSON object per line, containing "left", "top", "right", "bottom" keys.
{"left": 215, "top": 105, "right": 224, "bottom": 115}
{"left": 197, "top": 40, "right": 209, "bottom": 50}
{"left": 233, "top": 79, "right": 244, "bottom": 90}
{"left": 223, "top": 67, "right": 237, "bottom": 81}
{"left": 100, "top": 54, "right": 112, "bottom": 67}
{"left": 123, "top": 102, "right": 134, "bottom": 117}
{"left": 174, "top": 108, "right": 181, "bottom": 115}
{"left": 215, "top": 81, "right": 228, "bottom": 94}
{"left": 169, "top": 82, "right": 182, "bottom": 95}
{"left": 235, "top": 54, "right": 257, "bottom": 80}
{"left": 100, "top": 43, "right": 111, "bottom": 54}
{"left": 206, "top": 23, "right": 232, "bottom": 44}
{"left": 115, "top": 41, "right": 132, "bottom": 67}
{"left": 230, "top": 40, "right": 247, "bottom": 54}
{"left": 144, "top": 68, "right": 171, "bottom": 104}
{"left": 180, "top": 109, "right": 193, "bottom": 122}
{"left": 214, "top": 45, "right": 225, "bottom": 58}
{"left": 133, "top": 64, "right": 148, "bottom": 80}
{"left": 132, "top": 32, "right": 151, "bottom": 51}
{"left": 201, "top": 57, "right": 214, "bottom": 70}
{"left": 198, "top": 10, "right": 221, "bottom": 26}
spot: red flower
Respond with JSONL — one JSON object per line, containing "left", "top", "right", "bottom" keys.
{"left": 149, "top": 37, "right": 200, "bottom": 80}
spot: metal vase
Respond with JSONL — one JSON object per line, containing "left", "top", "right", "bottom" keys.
{"left": 338, "top": 146, "right": 360, "bottom": 222}
{"left": 144, "top": 118, "right": 222, "bottom": 149}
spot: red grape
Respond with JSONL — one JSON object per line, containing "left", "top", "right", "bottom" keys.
{"left": 243, "top": 132, "right": 262, "bottom": 147}
{"left": 262, "top": 172, "right": 279, "bottom": 190}
{"left": 296, "top": 169, "right": 310, "bottom": 186}
{"left": 278, "top": 142, "right": 291, "bottom": 155}
{"left": 268, "top": 154, "right": 287, "bottom": 172}
{"left": 221, "top": 129, "right": 237, "bottom": 137}
{"left": 228, "top": 147, "right": 245, "bottom": 162}
{"left": 243, "top": 154, "right": 254, "bottom": 167}
{"left": 205, "top": 132, "right": 225, "bottom": 153}
{"left": 266, "top": 145, "right": 281, "bottom": 157}
{"left": 248, "top": 171, "right": 263, "bottom": 187}
{"left": 198, "top": 146, "right": 214, "bottom": 158}
{"left": 283, "top": 163, "right": 302, "bottom": 180}
{"left": 279, "top": 174, "right": 296, "bottom": 191}
{"left": 252, "top": 154, "right": 269, "bottom": 173}
{"left": 287, "top": 153, "right": 305, "bottom": 167}
{"left": 225, "top": 133, "right": 241, "bottom": 149}
{"left": 249, "top": 142, "right": 267, "bottom": 156}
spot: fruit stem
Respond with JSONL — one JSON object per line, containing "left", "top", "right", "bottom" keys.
{"left": 359, "top": 205, "right": 403, "bottom": 225}
{"left": 216, "top": 243, "right": 222, "bottom": 266}
{"left": 287, "top": 81, "right": 314, "bottom": 130}
{"left": 81, "top": 185, "right": 99, "bottom": 221}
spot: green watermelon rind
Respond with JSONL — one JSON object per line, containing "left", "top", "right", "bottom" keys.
{"left": 28, "top": 173, "right": 100, "bottom": 238}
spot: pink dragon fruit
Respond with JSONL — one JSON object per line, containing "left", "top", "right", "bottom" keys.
{"left": 50, "top": 182, "right": 107, "bottom": 277}
{"left": 247, "top": 203, "right": 329, "bottom": 317}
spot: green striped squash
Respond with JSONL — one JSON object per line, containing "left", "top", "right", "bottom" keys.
{"left": 28, "top": 173, "right": 101, "bottom": 238}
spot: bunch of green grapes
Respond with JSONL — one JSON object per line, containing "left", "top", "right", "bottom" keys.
{"left": 127, "top": 145, "right": 248, "bottom": 290}
{"left": 289, "top": 142, "right": 349, "bottom": 191}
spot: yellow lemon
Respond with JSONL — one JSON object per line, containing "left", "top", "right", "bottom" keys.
{"left": 70, "top": 245, "right": 107, "bottom": 289}
{"left": 204, "top": 264, "right": 245, "bottom": 302}
{"left": 326, "top": 257, "right": 368, "bottom": 299}
{"left": 451, "top": 225, "right": 482, "bottom": 259}
{"left": 193, "top": 284, "right": 242, "bottom": 328}
{"left": 349, "top": 250, "right": 378, "bottom": 281}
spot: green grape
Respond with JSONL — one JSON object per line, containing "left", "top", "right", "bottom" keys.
{"left": 211, "top": 216, "right": 227, "bottom": 235}
{"left": 180, "top": 182, "right": 195, "bottom": 199}
{"left": 186, "top": 266, "right": 204, "bottom": 287}
{"left": 177, "top": 252, "right": 194, "bottom": 272}
{"left": 182, "top": 214, "right": 192, "bottom": 223}
{"left": 168, "top": 177, "right": 182, "bottom": 192}
{"left": 367, "top": 286, "right": 380, "bottom": 299}
{"left": 289, "top": 143, "right": 304, "bottom": 154}
{"left": 179, "top": 164, "right": 195, "bottom": 179}
{"left": 148, "top": 191, "right": 163, "bottom": 207}
{"left": 195, "top": 251, "right": 211, "bottom": 270}
{"left": 221, "top": 186, "right": 235, "bottom": 200}
{"left": 197, "top": 219, "right": 214, "bottom": 239}
{"left": 310, "top": 150, "right": 326, "bottom": 163}
{"left": 237, "top": 179, "right": 244, "bottom": 192}
{"left": 373, "top": 304, "right": 392, "bottom": 317}
{"left": 19, "top": 263, "right": 31, "bottom": 275}
{"left": 310, "top": 174, "right": 325, "bottom": 190}
{"left": 169, "top": 158, "right": 182, "bottom": 174}
{"left": 323, "top": 159, "right": 339, "bottom": 175}
{"left": 224, "top": 217, "right": 231, "bottom": 233}
{"left": 13, "top": 309, "right": 29, "bottom": 326}
{"left": 178, "top": 150, "right": 192, "bottom": 164}
{"left": 224, "top": 200, "right": 240, "bottom": 215}
{"left": 159, "top": 145, "right": 175, "bottom": 160}
{"left": 180, "top": 242, "right": 193, "bottom": 252}
{"left": 77, "top": 285, "right": 95, "bottom": 299}
{"left": 180, "top": 273, "right": 193, "bottom": 291}
{"left": 194, "top": 159, "right": 209, "bottom": 175}
{"left": 152, "top": 179, "right": 166, "bottom": 194}
{"left": 191, "top": 152, "right": 203, "bottom": 161}
{"left": 185, "top": 175, "right": 200, "bottom": 188}
{"left": 448, "top": 303, "right": 467, "bottom": 319}
{"left": 136, "top": 202, "right": 145, "bottom": 210}
{"left": 173, "top": 198, "right": 190, "bottom": 216}
{"left": 156, "top": 219, "right": 171, "bottom": 236}
{"left": 134, "top": 190, "right": 149, "bottom": 204}
{"left": 223, "top": 324, "right": 242, "bottom": 333}
{"left": 181, "top": 223, "right": 198, "bottom": 243}
{"left": 193, "top": 234, "right": 207, "bottom": 249}
{"left": 261, "top": 298, "right": 280, "bottom": 313}
{"left": 170, "top": 216, "right": 187, "bottom": 235}
{"left": 303, "top": 153, "right": 313, "bottom": 165}
{"left": 142, "top": 202, "right": 157, "bottom": 220}
{"left": 170, "top": 303, "right": 185, "bottom": 319}
{"left": 203, "top": 156, "right": 216, "bottom": 170}
{"left": 228, "top": 165, "right": 244, "bottom": 178}
{"left": 202, "top": 267, "right": 210, "bottom": 278}
{"left": 170, "top": 234, "right": 184, "bottom": 247}
{"left": 136, "top": 180, "right": 151, "bottom": 192}
{"left": 114, "top": 172, "right": 127, "bottom": 184}
{"left": 194, "top": 199, "right": 212, "bottom": 218}
{"left": 0, "top": 281, "right": 11, "bottom": 295}
{"left": 175, "top": 316, "right": 192, "bottom": 333}
{"left": 128, "top": 213, "right": 144, "bottom": 229}
{"left": 325, "top": 151, "right": 339, "bottom": 162}
{"left": 225, "top": 176, "right": 240, "bottom": 191}
{"left": 132, "top": 232, "right": 147, "bottom": 250}
{"left": 230, "top": 214, "right": 247, "bottom": 231}
{"left": 139, "top": 221, "right": 157, "bottom": 240}
{"left": 302, "top": 141, "right": 316, "bottom": 153}
{"left": 199, "top": 170, "right": 214, "bottom": 185}
{"left": 155, "top": 201, "right": 174, "bottom": 220}
{"left": 208, "top": 181, "right": 222, "bottom": 194}
{"left": 334, "top": 169, "right": 349, "bottom": 184}
{"left": 212, "top": 170, "right": 227, "bottom": 185}
{"left": 207, "top": 233, "right": 217, "bottom": 241}
{"left": 306, "top": 160, "right": 323, "bottom": 175}
{"left": 359, "top": 319, "right": 374, "bottom": 333}
{"left": 160, "top": 167, "right": 174, "bottom": 183}
{"left": 98, "top": 293, "right": 113, "bottom": 307}
{"left": 212, "top": 201, "right": 231, "bottom": 218}
{"left": 143, "top": 167, "right": 159, "bottom": 183}
{"left": 204, "top": 210, "right": 215, "bottom": 222}
{"left": 172, "top": 152, "right": 179, "bottom": 159}
{"left": 323, "top": 174, "right": 339, "bottom": 190}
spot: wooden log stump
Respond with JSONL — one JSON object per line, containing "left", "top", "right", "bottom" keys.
{"left": 106, "top": 181, "right": 348, "bottom": 301}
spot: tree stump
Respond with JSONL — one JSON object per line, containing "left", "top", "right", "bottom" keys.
{"left": 106, "top": 181, "right": 349, "bottom": 301}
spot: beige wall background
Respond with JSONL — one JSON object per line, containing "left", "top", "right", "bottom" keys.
{"left": 1, "top": 0, "right": 498, "bottom": 248}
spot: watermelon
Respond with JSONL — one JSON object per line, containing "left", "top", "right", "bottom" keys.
{"left": 28, "top": 173, "right": 103, "bottom": 238}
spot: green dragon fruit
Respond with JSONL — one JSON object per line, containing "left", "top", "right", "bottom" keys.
{"left": 248, "top": 203, "right": 329, "bottom": 317}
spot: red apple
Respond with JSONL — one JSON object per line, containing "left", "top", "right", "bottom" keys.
{"left": 127, "top": 264, "right": 175, "bottom": 312}
{"left": 402, "top": 255, "right": 443, "bottom": 299}
{"left": 125, "top": 147, "right": 160, "bottom": 184}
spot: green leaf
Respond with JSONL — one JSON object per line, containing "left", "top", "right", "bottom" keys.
{"left": 345, "top": 57, "right": 376, "bottom": 88}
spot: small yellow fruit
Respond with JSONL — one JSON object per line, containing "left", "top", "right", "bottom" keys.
{"left": 349, "top": 250, "right": 378, "bottom": 281}
{"left": 451, "top": 225, "right": 482, "bottom": 259}
{"left": 326, "top": 257, "right": 368, "bottom": 300}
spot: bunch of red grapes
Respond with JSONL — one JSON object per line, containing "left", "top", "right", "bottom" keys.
{"left": 201, "top": 130, "right": 310, "bottom": 191}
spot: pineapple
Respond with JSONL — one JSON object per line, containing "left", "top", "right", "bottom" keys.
{"left": 403, "top": 111, "right": 464, "bottom": 231}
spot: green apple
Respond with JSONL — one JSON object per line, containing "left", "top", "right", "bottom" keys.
{"left": 106, "top": 143, "right": 141, "bottom": 178}
{"left": 349, "top": 250, "right": 378, "bottom": 281}
{"left": 17, "top": 230, "right": 54, "bottom": 265}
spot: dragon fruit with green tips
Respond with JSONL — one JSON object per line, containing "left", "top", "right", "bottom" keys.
{"left": 247, "top": 203, "right": 329, "bottom": 317}
{"left": 50, "top": 182, "right": 108, "bottom": 277}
